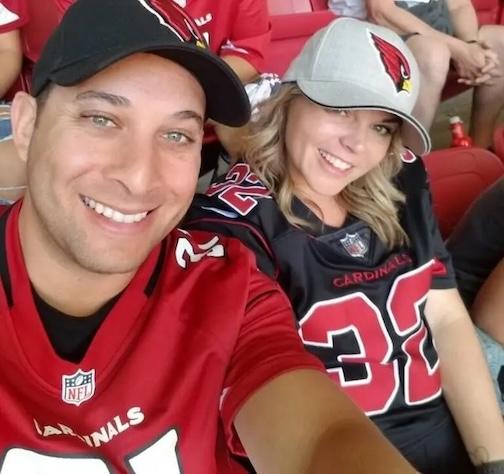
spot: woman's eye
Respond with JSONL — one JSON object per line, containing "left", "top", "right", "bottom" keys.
{"left": 327, "top": 108, "right": 350, "bottom": 117}
{"left": 374, "top": 125, "right": 392, "bottom": 136}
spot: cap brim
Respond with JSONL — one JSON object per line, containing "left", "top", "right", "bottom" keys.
{"left": 296, "top": 79, "right": 431, "bottom": 156}
{"left": 36, "top": 43, "right": 251, "bottom": 128}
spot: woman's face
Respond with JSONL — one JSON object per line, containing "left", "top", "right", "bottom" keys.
{"left": 284, "top": 96, "right": 401, "bottom": 204}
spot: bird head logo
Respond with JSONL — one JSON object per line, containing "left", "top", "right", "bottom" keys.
{"left": 370, "top": 32, "right": 412, "bottom": 94}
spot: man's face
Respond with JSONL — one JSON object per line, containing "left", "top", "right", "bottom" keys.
{"left": 16, "top": 53, "right": 205, "bottom": 276}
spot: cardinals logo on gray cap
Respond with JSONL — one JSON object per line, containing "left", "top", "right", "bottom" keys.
{"left": 370, "top": 32, "right": 412, "bottom": 94}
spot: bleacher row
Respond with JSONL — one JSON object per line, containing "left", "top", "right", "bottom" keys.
{"left": 8, "top": 0, "right": 504, "bottom": 239}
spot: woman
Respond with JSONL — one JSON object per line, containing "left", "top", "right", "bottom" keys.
{"left": 186, "top": 18, "right": 504, "bottom": 474}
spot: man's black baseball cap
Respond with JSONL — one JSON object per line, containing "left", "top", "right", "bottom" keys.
{"left": 32, "top": 0, "right": 251, "bottom": 127}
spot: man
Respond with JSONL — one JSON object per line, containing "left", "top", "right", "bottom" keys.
{"left": 0, "top": 0, "right": 416, "bottom": 472}
{"left": 329, "top": 0, "right": 504, "bottom": 149}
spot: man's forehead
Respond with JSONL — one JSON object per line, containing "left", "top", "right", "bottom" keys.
{"left": 58, "top": 54, "right": 205, "bottom": 108}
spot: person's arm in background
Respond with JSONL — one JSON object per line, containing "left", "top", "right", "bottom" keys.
{"left": 0, "top": 0, "right": 29, "bottom": 98}
{"left": 236, "top": 369, "right": 417, "bottom": 473}
{"left": 0, "top": 28, "right": 22, "bottom": 97}
{"left": 214, "top": 0, "right": 271, "bottom": 149}
{"left": 471, "top": 258, "right": 504, "bottom": 345}
{"left": 425, "top": 288, "right": 504, "bottom": 466}
{"left": 445, "top": 0, "right": 499, "bottom": 82}
{"left": 365, "top": 0, "right": 494, "bottom": 83}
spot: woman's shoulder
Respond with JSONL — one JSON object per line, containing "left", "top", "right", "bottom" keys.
{"left": 395, "top": 151, "right": 429, "bottom": 194}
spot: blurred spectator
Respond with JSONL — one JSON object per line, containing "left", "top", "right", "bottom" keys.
{"left": 0, "top": 0, "right": 28, "bottom": 203}
{"left": 447, "top": 177, "right": 504, "bottom": 413}
{"left": 328, "top": 0, "right": 504, "bottom": 149}
{"left": 447, "top": 177, "right": 504, "bottom": 308}
{"left": 0, "top": 0, "right": 28, "bottom": 129}
{"left": 472, "top": 259, "right": 504, "bottom": 413}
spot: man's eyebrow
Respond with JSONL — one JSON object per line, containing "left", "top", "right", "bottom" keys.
{"left": 75, "top": 91, "right": 204, "bottom": 126}
{"left": 172, "top": 110, "right": 205, "bottom": 128}
{"left": 75, "top": 90, "right": 130, "bottom": 106}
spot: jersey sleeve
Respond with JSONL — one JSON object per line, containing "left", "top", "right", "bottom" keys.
{"left": 218, "top": 0, "right": 271, "bottom": 73}
{"left": 0, "top": 0, "right": 29, "bottom": 33}
{"left": 219, "top": 264, "right": 325, "bottom": 457}
{"left": 400, "top": 157, "right": 457, "bottom": 290}
{"left": 185, "top": 193, "right": 278, "bottom": 279}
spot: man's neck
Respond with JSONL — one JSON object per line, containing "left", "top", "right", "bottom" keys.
{"left": 18, "top": 201, "right": 133, "bottom": 317}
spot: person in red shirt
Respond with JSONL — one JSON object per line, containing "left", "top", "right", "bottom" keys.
{"left": 0, "top": 0, "right": 416, "bottom": 472}
{"left": 0, "top": 0, "right": 28, "bottom": 99}
{"left": 0, "top": 0, "right": 28, "bottom": 202}
{"left": 0, "top": 0, "right": 271, "bottom": 199}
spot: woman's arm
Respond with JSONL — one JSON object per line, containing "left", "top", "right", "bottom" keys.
{"left": 425, "top": 288, "right": 504, "bottom": 465}
{"left": 0, "top": 29, "right": 22, "bottom": 98}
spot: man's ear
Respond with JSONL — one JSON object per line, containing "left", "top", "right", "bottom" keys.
{"left": 10, "top": 91, "right": 38, "bottom": 164}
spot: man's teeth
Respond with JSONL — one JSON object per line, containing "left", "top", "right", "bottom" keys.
{"left": 319, "top": 150, "right": 352, "bottom": 171}
{"left": 82, "top": 196, "right": 148, "bottom": 224}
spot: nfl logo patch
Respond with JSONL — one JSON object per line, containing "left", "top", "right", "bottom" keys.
{"left": 62, "top": 369, "right": 96, "bottom": 406}
{"left": 340, "top": 233, "right": 368, "bottom": 258}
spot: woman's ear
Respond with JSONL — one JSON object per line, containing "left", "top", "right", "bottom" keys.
{"left": 10, "top": 91, "right": 38, "bottom": 164}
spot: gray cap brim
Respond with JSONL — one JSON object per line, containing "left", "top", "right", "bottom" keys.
{"left": 296, "top": 79, "right": 431, "bottom": 156}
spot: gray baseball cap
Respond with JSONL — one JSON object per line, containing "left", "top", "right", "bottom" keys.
{"left": 283, "top": 18, "right": 431, "bottom": 155}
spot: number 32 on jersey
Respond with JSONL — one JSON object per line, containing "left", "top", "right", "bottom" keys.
{"left": 299, "top": 261, "right": 442, "bottom": 416}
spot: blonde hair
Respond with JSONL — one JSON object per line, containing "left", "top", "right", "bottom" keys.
{"left": 237, "top": 84, "right": 408, "bottom": 248}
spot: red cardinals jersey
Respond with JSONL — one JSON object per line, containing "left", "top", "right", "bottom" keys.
{"left": 52, "top": 0, "right": 270, "bottom": 72}
{"left": 186, "top": 158, "right": 461, "bottom": 463}
{"left": 0, "top": 202, "right": 321, "bottom": 473}
{"left": 0, "top": 0, "right": 28, "bottom": 33}
{"left": 181, "top": 0, "right": 270, "bottom": 72}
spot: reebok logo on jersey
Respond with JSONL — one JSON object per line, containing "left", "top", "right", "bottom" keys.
{"left": 62, "top": 368, "right": 95, "bottom": 406}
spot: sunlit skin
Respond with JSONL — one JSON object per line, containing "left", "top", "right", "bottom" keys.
{"left": 284, "top": 96, "right": 401, "bottom": 224}
{"left": 11, "top": 53, "right": 205, "bottom": 315}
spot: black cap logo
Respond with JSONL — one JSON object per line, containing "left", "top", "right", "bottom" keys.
{"left": 138, "top": 0, "right": 207, "bottom": 48}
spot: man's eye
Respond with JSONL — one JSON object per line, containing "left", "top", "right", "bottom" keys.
{"left": 84, "top": 115, "right": 115, "bottom": 128}
{"left": 164, "top": 131, "right": 191, "bottom": 143}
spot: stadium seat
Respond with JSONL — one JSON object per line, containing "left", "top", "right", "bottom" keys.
{"left": 266, "top": 10, "right": 334, "bottom": 75}
{"left": 310, "top": 0, "right": 330, "bottom": 10}
{"left": 268, "top": 0, "right": 313, "bottom": 15}
{"left": 422, "top": 147, "right": 504, "bottom": 239}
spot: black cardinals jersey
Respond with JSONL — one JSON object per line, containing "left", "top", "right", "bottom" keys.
{"left": 186, "top": 157, "right": 458, "bottom": 454}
